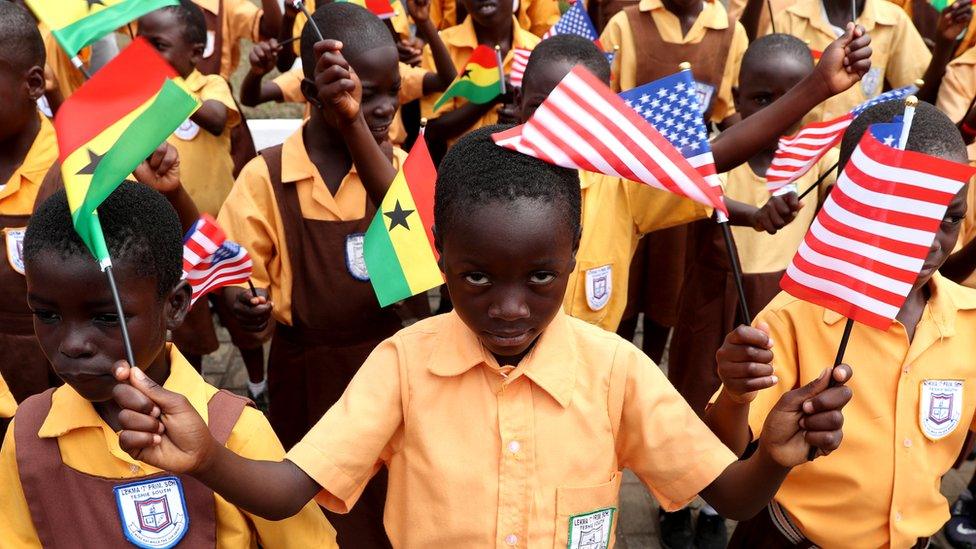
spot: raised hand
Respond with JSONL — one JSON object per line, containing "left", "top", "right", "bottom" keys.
{"left": 752, "top": 192, "right": 804, "bottom": 234}
{"left": 313, "top": 39, "right": 362, "bottom": 125}
{"left": 938, "top": 0, "right": 973, "bottom": 44}
{"left": 815, "top": 23, "right": 873, "bottom": 96}
{"left": 249, "top": 39, "right": 282, "bottom": 77}
{"left": 134, "top": 143, "right": 181, "bottom": 194}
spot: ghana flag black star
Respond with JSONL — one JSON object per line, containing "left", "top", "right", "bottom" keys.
{"left": 461, "top": 67, "right": 472, "bottom": 80}
{"left": 384, "top": 200, "right": 414, "bottom": 231}
{"left": 76, "top": 149, "right": 104, "bottom": 176}
{"left": 85, "top": 0, "right": 105, "bottom": 10}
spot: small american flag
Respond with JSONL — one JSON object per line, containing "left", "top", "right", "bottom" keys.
{"left": 780, "top": 122, "right": 974, "bottom": 329}
{"left": 766, "top": 84, "right": 919, "bottom": 194}
{"left": 493, "top": 65, "right": 727, "bottom": 215}
{"left": 541, "top": 1, "right": 615, "bottom": 64}
{"left": 509, "top": 47, "right": 532, "bottom": 88}
{"left": 182, "top": 215, "right": 253, "bottom": 306}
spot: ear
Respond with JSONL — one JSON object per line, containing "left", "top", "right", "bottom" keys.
{"left": 731, "top": 85, "right": 740, "bottom": 113}
{"left": 190, "top": 42, "right": 205, "bottom": 68}
{"left": 301, "top": 77, "right": 324, "bottom": 109}
{"left": 432, "top": 224, "right": 446, "bottom": 273}
{"left": 25, "top": 65, "right": 45, "bottom": 102}
{"left": 164, "top": 280, "right": 193, "bottom": 331}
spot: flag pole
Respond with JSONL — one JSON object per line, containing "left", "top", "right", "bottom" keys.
{"left": 71, "top": 56, "right": 91, "bottom": 80}
{"left": 103, "top": 263, "right": 137, "bottom": 368}
{"left": 797, "top": 161, "right": 839, "bottom": 200}
{"left": 420, "top": 117, "right": 428, "bottom": 136}
{"left": 767, "top": 0, "right": 777, "bottom": 33}
{"left": 495, "top": 45, "right": 506, "bottom": 95}
{"left": 293, "top": 0, "right": 324, "bottom": 41}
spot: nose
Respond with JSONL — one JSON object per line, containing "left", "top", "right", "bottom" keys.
{"left": 488, "top": 290, "right": 530, "bottom": 322}
{"left": 370, "top": 97, "right": 396, "bottom": 120}
{"left": 59, "top": 325, "right": 96, "bottom": 359}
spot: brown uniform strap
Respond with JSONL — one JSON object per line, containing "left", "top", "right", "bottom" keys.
{"left": 260, "top": 145, "right": 308, "bottom": 301}
{"left": 206, "top": 389, "right": 252, "bottom": 445}
{"left": 14, "top": 389, "right": 63, "bottom": 548}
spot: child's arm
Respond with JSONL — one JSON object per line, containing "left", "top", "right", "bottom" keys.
{"left": 917, "top": 0, "right": 973, "bottom": 103}
{"left": 241, "top": 40, "right": 285, "bottom": 107}
{"left": 410, "top": 0, "right": 457, "bottom": 94}
{"left": 258, "top": 0, "right": 284, "bottom": 42}
{"left": 723, "top": 193, "right": 804, "bottom": 234}
{"left": 190, "top": 99, "right": 230, "bottom": 137}
{"left": 133, "top": 143, "right": 200, "bottom": 234}
{"left": 711, "top": 23, "right": 872, "bottom": 173}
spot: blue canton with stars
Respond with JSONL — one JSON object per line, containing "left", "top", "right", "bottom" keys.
{"left": 618, "top": 70, "right": 710, "bottom": 160}
{"left": 851, "top": 85, "right": 918, "bottom": 117}
{"left": 547, "top": 2, "right": 615, "bottom": 64}
{"left": 869, "top": 119, "right": 904, "bottom": 149}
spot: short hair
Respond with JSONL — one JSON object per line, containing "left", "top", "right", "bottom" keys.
{"left": 160, "top": 0, "right": 207, "bottom": 47}
{"left": 741, "top": 33, "right": 814, "bottom": 74}
{"left": 522, "top": 34, "right": 611, "bottom": 90}
{"left": 435, "top": 125, "right": 582, "bottom": 238}
{"left": 839, "top": 100, "right": 968, "bottom": 169}
{"left": 0, "top": 2, "right": 45, "bottom": 73}
{"left": 24, "top": 182, "right": 184, "bottom": 298}
{"left": 301, "top": 2, "right": 395, "bottom": 79}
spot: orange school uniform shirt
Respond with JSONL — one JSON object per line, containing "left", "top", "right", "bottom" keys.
{"left": 0, "top": 344, "right": 338, "bottom": 548}
{"left": 429, "top": 0, "right": 561, "bottom": 36}
{"left": 193, "top": 0, "right": 264, "bottom": 79}
{"left": 739, "top": 275, "right": 976, "bottom": 548}
{"left": 563, "top": 171, "right": 711, "bottom": 331}
{"left": 0, "top": 113, "right": 57, "bottom": 217}
{"left": 0, "top": 374, "right": 14, "bottom": 419}
{"left": 286, "top": 309, "right": 738, "bottom": 548}
{"left": 600, "top": 0, "right": 748, "bottom": 124}
{"left": 217, "top": 123, "right": 406, "bottom": 325}
{"left": 937, "top": 46, "right": 976, "bottom": 164}
{"left": 167, "top": 70, "right": 241, "bottom": 217}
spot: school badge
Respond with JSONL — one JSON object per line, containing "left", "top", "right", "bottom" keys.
{"left": 345, "top": 233, "right": 370, "bottom": 281}
{"left": 585, "top": 265, "right": 612, "bottom": 311}
{"left": 114, "top": 476, "right": 190, "bottom": 549}
{"left": 920, "top": 379, "right": 964, "bottom": 441}
{"left": 4, "top": 227, "right": 26, "bottom": 275}
{"left": 567, "top": 507, "right": 615, "bottom": 549}
{"left": 173, "top": 119, "right": 201, "bottom": 141}
{"left": 861, "top": 67, "right": 882, "bottom": 97}
{"left": 694, "top": 82, "right": 715, "bottom": 114}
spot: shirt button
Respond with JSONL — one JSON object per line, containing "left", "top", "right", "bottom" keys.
{"left": 505, "top": 534, "right": 518, "bottom": 546}
{"left": 904, "top": 438, "right": 913, "bottom": 448}
{"left": 507, "top": 440, "right": 521, "bottom": 454}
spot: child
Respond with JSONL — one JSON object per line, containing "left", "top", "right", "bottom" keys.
{"left": 0, "top": 182, "right": 337, "bottom": 547}
{"left": 0, "top": 2, "right": 61, "bottom": 405}
{"left": 937, "top": 44, "right": 976, "bottom": 164}
{"left": 427, "top": 0, "right": 560, "bottom": 36}
{"left": 190, "top": 0, "right": 282, "bottom": 79}
{"left": 705, "top": 101, "right": 976, "bottom": 548}
{"left": 111, "top": 124, "right": 854, "bottom": 548}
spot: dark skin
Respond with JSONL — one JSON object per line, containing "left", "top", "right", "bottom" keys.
{"left": 138, "top": 10, "right": 229, "bottom": 137}
{"left": 26, "top": 253, "right": 191, "bottom": 432}
{"left": 109, "top": 196, "right": 850, "bottom": 522}
{"left": 0, "top": 55, "right": 45, "bottom": 188}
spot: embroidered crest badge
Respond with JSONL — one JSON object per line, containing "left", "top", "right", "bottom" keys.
{"left": 345, "top": 233, "right": 370, "bottom": 281}
{"left": 173, "top": 119, "right": 201, "bottom": 141}
{"left": 4, "top": 227, "right": 26, "bottom": 275}
{"left": 920, "top": 379, "right": 964, "bottom": 441}
{"left": 694, "top": 81, "right": 715, "bottom": 114}
{"left": 567, "top": 507, "right": 615, "bottom": 549}
{"left": 585, "top": 265, "right": 612, "bottom": 311}
{"left": 114, "top": 476, "right": 189, "bottom": 549}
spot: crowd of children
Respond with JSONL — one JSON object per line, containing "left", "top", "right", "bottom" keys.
{"left": 4, "top": 0, "right": 976, "bottom": 546}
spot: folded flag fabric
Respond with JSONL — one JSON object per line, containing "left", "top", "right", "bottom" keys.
{"left": 433, "top": 45, "right": 505, "bottom": 112}
{"left": 493, "top": 65, "right": 727, "bottom": 215}
{"left": 780, "top": 122, "right": 975, "bottom": 329}
{"left": 336, "top": 0, "right": 396, "bottom": 19}
{"left": 363, "top": 134, "right": 442, "bottom": 307}
{"left": 182, "top": 216, "right": 253, "bottom": 306}
{"left": 509, "top": 47, "right": 532, "bottom": 88}
{"left": 766, "top": 84, "right": 918, "bottom": 194}
{"left": 26, "top": 0, "right": 177, "bottom": 58}
{"left": 55, "top": 37, "right": 200, "bottom": 267}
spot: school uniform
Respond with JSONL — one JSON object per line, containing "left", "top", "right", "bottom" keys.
{"left": 726, "top": 0, "right": 799, "bottom": 40}
{"left": 563, "top": 171, "right": 711, "bottom": 332}
{"left": 39, "top": 23, "right": 89, "bottom": 99}
{"left": 0, "top": 344, "right": 337, "bottom": 548}
{"left": 668, "top": 154, "right": 837, "bottom": 415}
{"left": 419, "top": 17, "right": 541, "bottom": 145}
{"left": 888, "top": 0, "right": 976, "bottom": 58}
{"left": 937, "top": 46, "right": 976, "bottom": 164}
{"left": 428, "top": 0, "right": 561, "bottom": 36}
{"left": 0, "top": 373, "right": 15, "bottom": 420}
{"left": 767, "top": 0, "right": 930, "bottom": 125}
{"left": 191, "top": 0, "right": 263, "bottom": 79}
{"left": 723, "top": 274, "right": 976, "bottom": 548}
{"left": 0, "top": 113, "right": 59, "bottom": 404}
{"left": 286, "top": 308, "right": 738, "bottom": 547}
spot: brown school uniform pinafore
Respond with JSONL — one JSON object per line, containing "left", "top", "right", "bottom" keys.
{"left": 263, "top": 145, "right": 398, "bottom": 549}
{"left": 15, "top": 388, "right": 248, "bottom": 548}
{"left": 619, "top": 7, "right": 735, "bottom": 332}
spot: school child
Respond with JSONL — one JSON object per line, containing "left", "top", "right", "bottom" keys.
{"left": 420, "top": 0, "right": 541, "bottom": 149}
{"left": 0, "top": 182, "right": 337, "bottom": 547}
{"left": 110, "top": 123, "right": 854, "bottom": 548}
{"left": 427, "top": 0, "right": 560, "bottom": 36}
{"left": 938, "top": 45, "right": 976, "bottom": 164}
{"left": 0, "top": 2, "right": 61, "bottom": 405}
{"left": 188, "top": 0, "right": 281, "bottom": 79}
{"left": 705, "top": 100, "right": 976, "bottom": 548}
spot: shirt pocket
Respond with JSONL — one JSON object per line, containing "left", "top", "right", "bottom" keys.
{"left": 553, "top": 472, "right": 621, "bottom": 549}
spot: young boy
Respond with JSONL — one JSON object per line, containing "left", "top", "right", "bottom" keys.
{"left": 427, "top": 0, "right": 560, "bottom": 36}
{"left": 110, "top": 124, "right": 854, "bottom": 548}
{"left": 0, "top": 182, "right": 337, "bottom": 547}
{"left": 705, "top": 101, "right": 976, "bottom": 548}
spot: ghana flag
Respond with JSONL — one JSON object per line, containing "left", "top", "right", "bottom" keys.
{"left": 336, "top": 0, "right": 397, "bottom": 19}
{"left": 25, "top": 0, "right": 178, "bottom": 58}
{"left": 433, "top": 45, "right": 505, "bottom": 111}
{"left": 363, "top": 134, "right": 441, "bottom": 307}
{"left": 55, "top": 37, "right": 200, "bottom": 267}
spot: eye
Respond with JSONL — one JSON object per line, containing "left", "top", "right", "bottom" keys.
{"left": 32, "top": 309, "right": 59, "bottom": 324}
{"left": 943, "top": 213, "right": 965, "bottom": 225}
{"left": 529, "top": 272, "right": 557, "bottom": 285}
{"left": 93, "top": 313, "right": 121, "bottom": 327}
{"left": 754, "top": 94, "right": 773, "bottom": 106}
{"left": 463, "top": 272, "right": 491, "bottom": 286}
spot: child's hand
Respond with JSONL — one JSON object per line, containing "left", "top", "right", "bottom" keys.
{"left": 249, "top": 39, "right": 282, "bottom": 76}
{"left": 751, "top": 192, "right": 804, "bottom": 234}
{"left": 937, "top": 0, "right": 973, "bottom": 45}
{"left": 716, "top": 323, "right": 777, "bottom": 404}
{"left": 113, "top": 362, "right": 220, "bottom": 475}
{"left": 231, "top": 287, "right": 273, "bottom": 333}
{"left": 407, "top": 0, "right": 431, "bottom": 24}
{"left": 313, "top": 39, "right": 362, "bottom": 125}
{"left": 815, "top": 23, "right": 873, "bottom": 96}
{"left": 398, "top": 37, "right": 424, "bottom": 66}
{"left": 133, "top": 143, "right": 181, "bottom": 195}
{"left": 759, "top": 364, "right": 853, "bottom": 466}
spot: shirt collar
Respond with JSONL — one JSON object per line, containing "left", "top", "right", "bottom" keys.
{"left": 183, "top": 69, "right": 209, "bottom": 94}
{"left": 637, "top": 0, "right": 728, "bottom": 29}
{"left": 280, "top": 123, "right": 404, "bottom": 184}
{"left": 443, "top": 16, "right": 537, "bottom": 51}
{"left": 0, "top": 113, "right": 56, "bottom": 201}
{"left": 790, "top": 0, "right": 894, "bottom": 34}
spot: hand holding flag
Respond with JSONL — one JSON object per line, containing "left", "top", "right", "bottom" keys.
{"left": 312, "top": 40, "right": 362, "bottom": 124}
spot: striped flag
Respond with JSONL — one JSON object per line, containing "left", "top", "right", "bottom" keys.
{"left": 509, "top": 47, "right": 532, "bottom": 88}
{"left": 493, "top": 65, "right": 727, "bottom": 215}
{"left": 182, "top": 215, "right": 253, "bottom": 305}
{"left": 766, "top": 84, "right": 918, "bottom": 194}
{"left": 780, "top": 122, "right": 975, "bottom": 329}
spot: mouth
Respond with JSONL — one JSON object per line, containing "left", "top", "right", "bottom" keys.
{"left": 483, "top": 329, "right": 534, "bottom": 349}
{"left": 471, "top": 0, "right": 499, "bottom": 14}
{"left": 370, "top": 123, "right": 392, "bottom": 138}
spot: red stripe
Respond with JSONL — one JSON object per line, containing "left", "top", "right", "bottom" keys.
{"left": 404, "top": 135, "right": 438, "bottom": 257}
{"left": 830, "top": 185, "right": 943, "bottom": 233}
{"left": 54, "top": 38, "right": 179, "bottom": 159}
{"left": 528, "top": 116, "right": 601, "bottom": 173}
{"left": 817, "top": 208, "right": 929, "bottom": 258}
{"left": 790, "top": 249, "right": 906, "bottom": 307}
{"left": 803, "top": 229, "right": 920, "bottom": 284}
{"left": 841, "top": 161, "right": 958, "bottom": 205}
{"left": 780, "top": 275, "right": 892, "bottom": 330}
{"left": 860, "top": 129, "right": 976, "bottom": 185}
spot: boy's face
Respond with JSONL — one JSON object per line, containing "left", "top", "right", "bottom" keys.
{"left": 733, "top": 54, "right": 811, "bottom": 122}
{"left": 439, "top": 198, "right": 577, "bottom": 365}
{"left": 915, "top": 184, "right": 968, "bottom": 289}
{"left": 138, "top": 10, "right": 204, "bottom": 78}
{"left": 353, "top": 46, "right": 401, "bottom": 143}
{"left": 461, "top": 0, "right": 515, "bottom": 28}
{"left": 518, "top": 59, "right": 577, "bottom": 123}
{"left": 25, "top": 253, "right": 190, "bottom": 402}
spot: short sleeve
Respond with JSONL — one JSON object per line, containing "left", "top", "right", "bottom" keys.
{"left": 625, "top": 179, "right": 711, "bottom": 235}
{"left": 399, "top": 63, "right": 428, "bottom": 104}
{"left": 0, "top": 375, "right": 15, "bottom": 419}
{"left": 712, "top": 22, "right": 748, "bottom": 123}
{"left": 520, "top": 0, "right": 561, "bottom": 36}
{"left": 745, "top": 307, "right": 802, "bottom": 440}
{"left": 200, "top": 76, "right": 241, "bottom": 129}
{"left": 937, "top": 57, "right": 976, "bottom": 124}
{"left": 884, "top": 11, "right": 932, "bottom": 88}
{"left": 228, "top": 0, "right": 263, "bottom": 42}
{"left": 217, "top": 158, "right": 281, "bottom": 293}
{"left": 273, "top": 69, "right": 307, "bottom": 104}
{"left": 286, "top": 338, "right": 404, "bottom": 513}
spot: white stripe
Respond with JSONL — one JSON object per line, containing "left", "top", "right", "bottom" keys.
{"left": 796, "top": 239, "right": 913, "bottom": 295}
{"left": 189, "top": 264, "right": 252, "bottom": 294}
{"left": 521, "top": 123, "right": 578, "bottom": 168}
{"left": 188, "top": 255, "right": 250, "bottom": 281}
{"left": 786, "top": 257, "right": 901, "bottom": 319}
{"left": 837, "top": 172, "right": 949, "bottom": 219}
{"left": 821, "top": 197, "right": 937, "bottom": 247}
{"left": 779, "top": 135, "right": 843, "bottom": 149}
{"left": 808, "top": 218, "right": 924, "bottom": 272}
{"left": 850, "top": 143, "right": 966, "bottom": 194}
{"left": 771, "top": 156, "right": 818, "bottom": 169}
{"left": 529, "top": 106, "right": 622, "bottom": 176}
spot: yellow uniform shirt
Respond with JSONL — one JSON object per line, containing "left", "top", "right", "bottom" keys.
{"left": 39, "top": 23, "right": 89, "bottom": 99}
{"left": 420, "top": 17, "right": 541, "bottom": 143}
{"left": 937, "top": 46, "right": 976, "bottom": 163}
{"left": 0, "top": 344, "right": 338, "bottom": 548}
{"left": 287, "top": 309, "right": 737, "bottom": 547}
{"left": 742, "top": 275, "right": 976, "bottom": 548}
{"left": 727, "top": 0, "right": 800, "bottom": 41}
{"left": 217, "top": 124, "right": 406, "bottom": 325}
{"left": 193, "top": 0, "right": 263, "bottom": 79}
{"left": 430, "top": 0, "right": 561, "bottom": 36}
{"left": 563, "top": 171, "right": 710, "bottom": 331}
{"left": 768, "top": 0, "right": 929, "bottom": 124}
{"left": 167, "top": 70, "right": 241, "bottom": 217}
{"left": 0, "top": 114, "right": 57, "bottom": 216}
{"left": 600, "top": 0, "right": 748, "bottom": 124}
{"left": 0, "top": 373, "right": 15, "bottom": 419}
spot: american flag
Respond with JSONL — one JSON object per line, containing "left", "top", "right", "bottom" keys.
{"left": 493, "top": 65, "right": 727, "bottom": 215}
{"left": 509, "top": 48, "right": 532, "bottom": 88}
{"left": 182, "top": 215, "right": 253, "bottom": 306}
{"left": 766, "top": 84, "right": 918, "bottom": 194}
{"left": 780, "top": 122, "right": 974, "bottom": 329}
{"left": 543, "top": 0, "right": 599, "bottom": 40}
